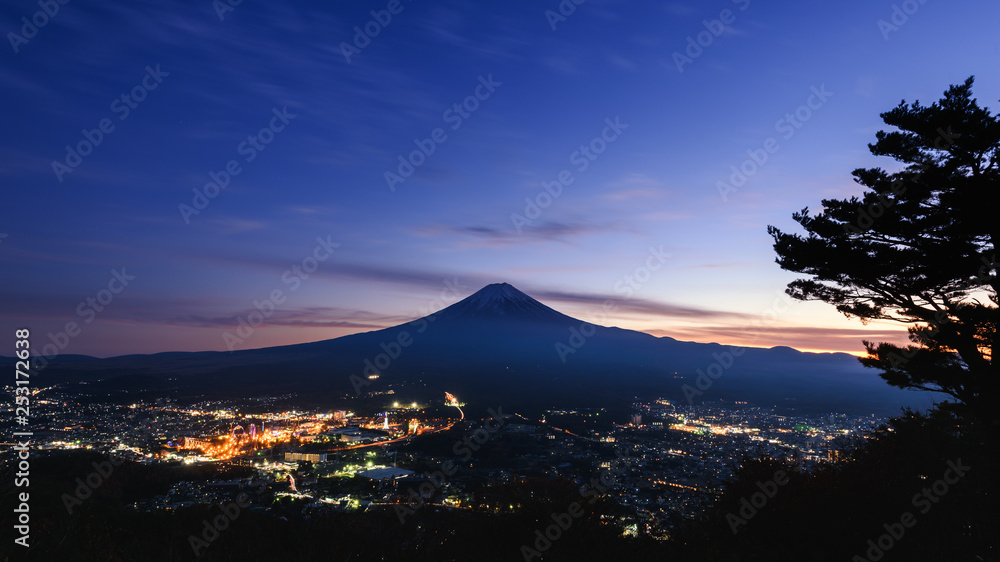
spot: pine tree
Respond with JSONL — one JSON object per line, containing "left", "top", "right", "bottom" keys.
{"left": 767, "top": 77, "right": 998, "bottom": 426}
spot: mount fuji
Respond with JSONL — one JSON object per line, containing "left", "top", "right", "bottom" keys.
{"left": 27, "top": 283, "right": 940, "bottom": 416}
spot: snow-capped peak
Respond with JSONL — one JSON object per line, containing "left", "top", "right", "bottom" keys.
{"left": 438, "top": 282, "right": 571, "bottom": 322}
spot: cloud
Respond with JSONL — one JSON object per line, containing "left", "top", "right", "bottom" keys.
{"left": 645, "top": 324, "right": 911, "bottom": 353}
{"left": 605, "top": 55, "right": 638, "bottom": 72}
{"left": 316, "top": 264, "right": 488, "bottom": 292}
{"left": 540, "top": 56, "right": 580, "bottom": 75}
{"left": 604, "top": 172, "right": 663, "bottom": 190}
{"left": 281, "top": 205, "right": 343, "bottom": 217}
{"left": 602, "top": 174, "right": 672, "bottom": 202}
{"left": 204, "top": 217, "right": 271, "bottom": 235}
{"left": 679, "top": 262, "right": 758, "bottom": 270}
{"left": 166, "top": 306, "right": 400, "bottom": 330}
{"left": 692, "top": 325, "right": 910, "bottom": 342}
{"left": 507, "top": 264, "right": 611, "bottom": 275}
{"left": 533, "top": 289, "right": 753, "bottom": 320}
{"left": 0, "top": 286, "right": 419, "bottom": 336}
{"left": 418, "top": 220, "right": 630, "bottom": 247}
{"left": 604, "top": 187, "right": 668, "bottom": 201}
{"left": 636, "top": 209, "right": 698, "bottom": 221}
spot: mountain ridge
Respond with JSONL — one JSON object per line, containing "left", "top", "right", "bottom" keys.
{"left": 16, "top": 282, "right": 942, "bottom": 416}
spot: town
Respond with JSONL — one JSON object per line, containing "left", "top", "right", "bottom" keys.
{"left": 1, "top": 385, "right": 886, "bottom": 539}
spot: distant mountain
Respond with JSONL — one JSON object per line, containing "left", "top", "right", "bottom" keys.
{"left": 26, "top": 283, "right": 942, "bottom": 416}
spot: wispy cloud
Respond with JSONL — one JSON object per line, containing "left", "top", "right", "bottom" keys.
{"left": 647, "top": 324, "right": 911, "bottom": 352}
{"left": 418, "top": 220, "right": 630, "bottom": 247}
{"left": 604, "top": 187, "right": 668, "bottom": 200}
{"left": 167, "top": 306, "right": 400, "bottom": 330}
{"left": 534, "top": 289, "right": 753, "bottom": 320}
{"left": 204, "top": 217, "right": 271, "bottom": 235}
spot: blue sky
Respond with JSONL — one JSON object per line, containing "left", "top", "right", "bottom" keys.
{"left": 2, "top": 0, "right": 998, "bottom": 357}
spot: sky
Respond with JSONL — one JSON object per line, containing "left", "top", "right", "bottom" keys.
{"left": 2, "top": 0, "right": 998, "bottom": 359}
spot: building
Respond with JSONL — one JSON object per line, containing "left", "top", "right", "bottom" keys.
{"left": 284, "top": 452, "right": 327, "bottom": 463}
{"left": 328, "top": 426, "right": 383, "bottom": 443}
{"left": 356, "top": 466, "right": 414, "bottom": 480}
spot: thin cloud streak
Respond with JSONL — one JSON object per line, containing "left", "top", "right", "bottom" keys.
{"left": 534, "top": 289, "right": 755, "bottom": 320}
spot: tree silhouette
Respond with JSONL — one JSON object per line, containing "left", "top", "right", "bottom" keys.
{"left": 767, "top": 77, "right": 998, "bottom": 427}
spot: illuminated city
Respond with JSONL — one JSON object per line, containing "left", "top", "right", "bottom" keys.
{"left": 2, "top": 380, "right": 886, "bottom": 543}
